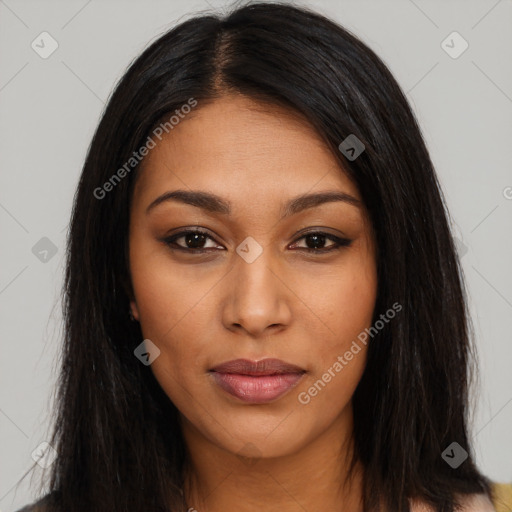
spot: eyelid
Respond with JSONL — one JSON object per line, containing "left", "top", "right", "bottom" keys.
{"left": 161, "top": 227, "right": 352, "bottom": 254}
{"left": 289, "top": 232, "right": 352, "bottom": 252}
{"left": 162, "top": 228, "right": 224, "bottom": 251}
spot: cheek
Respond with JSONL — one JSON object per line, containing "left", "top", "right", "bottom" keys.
{"left": 132, "top": 280, "right": 210, "bottom": 410}
{"left": 129, "top": 229, "right": 216, "bottom": 342}
{"left": 299, "top": 248, "right": 377, "bottom": 403}
{"left": 131, "top": 275, "right": 209, "bottom": 369}
{"left": 128, "top": 239, "right": 209, "bottom": 387}
{"left": 296, "top": 285, "right": 374, "bottom": 416}
{"left": 310, "top": 252, "right": 377, "bottom": 353}
{"left": 330, "top": 270, "right": 377, "bottom": 348}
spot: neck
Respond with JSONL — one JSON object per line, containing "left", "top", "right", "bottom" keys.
{"left": 180, "top": 405, "right": 364, "bottom": 512}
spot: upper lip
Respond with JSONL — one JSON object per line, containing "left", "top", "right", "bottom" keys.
{"left": 210, "top": 358, "right": 305, "bottom": 376}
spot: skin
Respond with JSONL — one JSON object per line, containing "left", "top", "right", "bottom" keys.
{"left": 128, "top": 93, "right": 378, "bottom": 512}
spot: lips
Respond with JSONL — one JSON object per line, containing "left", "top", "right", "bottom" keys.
{"left": 210, "top": 358, "right": 306, "bottom": 403}
{"left": 211, "top": 358, "right": 305, "bottom": 376}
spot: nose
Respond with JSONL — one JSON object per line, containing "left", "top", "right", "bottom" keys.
{"left": 222, "top": 248, "right": 292, "bottom": 337}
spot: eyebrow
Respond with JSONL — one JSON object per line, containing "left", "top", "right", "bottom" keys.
{"left": 145, "top": 189, "right": 361, "bottom": 218}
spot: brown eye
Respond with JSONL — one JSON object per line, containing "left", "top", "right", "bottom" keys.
{"left": 163, "top": 230, "right": 224, "bottom": 253}
{"left": 290, "top": 232, "right": 352, "bottom": 253}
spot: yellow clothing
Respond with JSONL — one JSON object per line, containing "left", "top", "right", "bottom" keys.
{"left": 491, "top": 482, "right": 512, "bottom": 512}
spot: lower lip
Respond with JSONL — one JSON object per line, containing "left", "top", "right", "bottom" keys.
{"left": 211, "top": 372, "right": 305, "bottom": 403}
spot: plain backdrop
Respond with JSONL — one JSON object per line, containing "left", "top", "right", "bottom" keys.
{"left": 1, "top": 0, "right": 511, "bottom": 510}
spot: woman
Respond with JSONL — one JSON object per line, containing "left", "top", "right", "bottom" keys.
{"left": 15, "top": 2, "right": 510, "bottom": 511}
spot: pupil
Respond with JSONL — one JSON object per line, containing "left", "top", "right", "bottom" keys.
{"left": 184, "top": 233, "right": 328, "bottom": 250}
{"left": 306, "top": 234, "right": 325, "bottom": 249}
{"left": 187, "top": 233, "right": 206, "bottom": 248}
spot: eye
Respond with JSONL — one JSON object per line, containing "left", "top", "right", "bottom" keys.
{"left": 162, "top": 229, "right": 224, "bottom": 253}
{"left": 289, "top": 232, "right": 352, "bottom": 253}
{"left": 161, "top": 229, "right": 352, "bottom": 255}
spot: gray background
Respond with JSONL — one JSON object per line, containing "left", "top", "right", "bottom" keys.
{"left": 1, "top": 0, "right": 511, "bottom": 510}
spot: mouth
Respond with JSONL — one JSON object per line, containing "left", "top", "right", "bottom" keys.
{"left": 209, "top": 358, "right": 306, "bottom": 404}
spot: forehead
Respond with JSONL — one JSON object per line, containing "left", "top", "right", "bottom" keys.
{"left": 132, "top": 94, "right": 359, "bottom": 206}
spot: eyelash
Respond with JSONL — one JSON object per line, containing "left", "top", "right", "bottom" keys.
{"left": 162, "top": 229, "right": 352, "bottom": 255}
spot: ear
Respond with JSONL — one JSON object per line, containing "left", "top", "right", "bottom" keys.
{"left": 129, "top": 299, "right": 140, "bottom": 321}
{"left": 120, "top": 271, "right": 139, "bottom": 321}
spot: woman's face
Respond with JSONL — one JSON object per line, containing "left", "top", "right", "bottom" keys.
{"left": 128, "top": 94, "right": 377, "bottom": 460}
